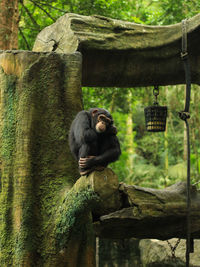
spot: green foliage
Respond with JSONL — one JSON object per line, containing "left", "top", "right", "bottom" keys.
{"left": 56, "top": 187, "right": 99, "bottom": 249}
{"left": 82, "top": 84, "right": 200, "bottom": 189}
{"left": 18, "top": 0, "right": 140, "bottom": 49}
{"left": 15, "top": 199, "right": 37, "bottom": 262}
{"left": 19, "top": 1, "right": 65, "bottom": 49}
{"left": 155, "top": 0, "right": 200, "bottom": 25}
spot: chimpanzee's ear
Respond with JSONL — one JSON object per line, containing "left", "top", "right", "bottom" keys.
{"left": 92, "top": 109, "right": 98, "bottom": 117}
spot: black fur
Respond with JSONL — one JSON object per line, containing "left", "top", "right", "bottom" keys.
{"left": 69, "top": 108, "right": 121, "bottom": 174}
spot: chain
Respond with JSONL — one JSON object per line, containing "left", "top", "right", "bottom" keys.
{"left": 166, "top": 238, "right": 181, "bottom": 258}
{"left": 153, "top": 86, "right": 159, "bottom": 104}
{"left": 153, "top": 85, "right": 159, "bottom": 96}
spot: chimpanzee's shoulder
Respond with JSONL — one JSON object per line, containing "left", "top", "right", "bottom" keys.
{"left": 75, "top": 110, "right": 90, "bottom": 117}
{"left": 73, "top": 110, "right": 91, "bottom": 123}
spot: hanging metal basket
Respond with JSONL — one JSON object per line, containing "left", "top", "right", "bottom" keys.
{"left": 144, "top": 104, "right": 167, "bottom": 132}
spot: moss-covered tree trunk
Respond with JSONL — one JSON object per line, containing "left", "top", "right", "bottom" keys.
{"left": 0, "top": 50, "right": 87, "bottom": 266}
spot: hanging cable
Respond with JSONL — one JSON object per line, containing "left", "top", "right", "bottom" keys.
{"left": 179, "top": 19, "right": 193, "bottom": 267}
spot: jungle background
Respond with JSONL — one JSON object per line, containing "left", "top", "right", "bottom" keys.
{"left": 1, "top": 1, "right": 200, "bottom": 267}
{"left": 4, "top": 0, "right": 200, "bottom": 188}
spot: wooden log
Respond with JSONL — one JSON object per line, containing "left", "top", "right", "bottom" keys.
{"left": 94, "top": 182, "right": 200, "bottom": 240}
{"left": 33, "top": 13, "right": 200, "bottom": 87}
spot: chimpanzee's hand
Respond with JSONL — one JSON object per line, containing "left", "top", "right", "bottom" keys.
{"left": 79, "top": 156, "right": 96, "bottom": 169}
{"left": 107, "top": 125, "right": 117, "bottom": 135}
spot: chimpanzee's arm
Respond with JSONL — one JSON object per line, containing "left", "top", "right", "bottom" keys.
{"left": 73, "top": 111, "right": 97, "bottom": 144}
{"left": 79, "top": 135, "right": 121, "bottom": 169}
{"left": 95, "top": 135, "right": 121, "bottom": 165}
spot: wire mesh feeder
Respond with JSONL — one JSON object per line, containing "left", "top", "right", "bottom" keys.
{"left": 144, "top": 105, "right": 168, "bottom": 132}
{"left": 144, "top": 86, "right": 167, "bottom": 132}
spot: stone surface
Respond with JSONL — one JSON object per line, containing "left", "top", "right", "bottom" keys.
{"left": 139, "top": 239, "right": 200, "bottom": 267}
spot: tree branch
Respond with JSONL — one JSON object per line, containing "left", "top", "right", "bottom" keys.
{"left": 21, "top": 1, "right": 40, "bottom": 30}
{"left": 29, "top": 0, "right": 56, "bottom": 22}
{"left": 31, "top": 0, "right": 66, "bottom": 13}
{"left": 19, "top": 27, "right": 31, "bottom": 50}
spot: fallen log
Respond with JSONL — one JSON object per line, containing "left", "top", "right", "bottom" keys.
{"left": 33, "top": 13, "right": 200, "bottom": 87}
{"left": 94, "top": 181, "right": 200, "bottom": 240}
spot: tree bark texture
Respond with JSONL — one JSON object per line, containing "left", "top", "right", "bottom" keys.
{"left": 0, "top": 0, "right": 19, "bottom": 49}
{"left": 0, "top": 50, "right": 82, "bottom": 266}
{"left": 94, "top": 182, "right": 200, "bottom": 240}
{"left": 33, "top": 13, "right": 200, "bottom": 87}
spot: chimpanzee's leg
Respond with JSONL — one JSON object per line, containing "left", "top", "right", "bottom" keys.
{"left": 78, "top": 142, "right": 98, "bottom": 175}
{"left": 78, "top": 143, "right": 90, "bottom": 159}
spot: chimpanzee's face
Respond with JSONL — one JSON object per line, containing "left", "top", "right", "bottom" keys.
{"left": 95, "top": 114, "right": 111, "bottom": 133}
{"left": 91, "top": 109, "right": 112, "bottom": 133}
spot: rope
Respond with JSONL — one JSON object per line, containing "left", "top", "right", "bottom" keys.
{"left": 166, "top": 238, "right": 181, "bottom": 258}
{"left": 179, "top": 19, "right": 193, "bottom": 267}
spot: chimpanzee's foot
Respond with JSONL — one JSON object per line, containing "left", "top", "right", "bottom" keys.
{"left": 94, "top": 166, "right": 105, "bottom": 172}
{"left": 79, "top": 168, "right": 91, "bottom": 176}
{"left": 79, "top": 166, "right": 105, "bottom": 176}
{"left": 79, "top": 166, "right": 95, "bottom": 176}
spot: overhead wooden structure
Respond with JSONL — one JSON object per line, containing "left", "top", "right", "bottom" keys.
{"left": 33, "top": 13, "right": 200, "bottom": 87}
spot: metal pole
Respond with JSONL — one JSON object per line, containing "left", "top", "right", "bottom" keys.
{"left": 185, "top": 119, "right": 191, "bottom": 267}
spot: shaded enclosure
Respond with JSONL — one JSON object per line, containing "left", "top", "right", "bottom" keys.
{"left": 0, "top": 12, "right": 200, "bottom": 267}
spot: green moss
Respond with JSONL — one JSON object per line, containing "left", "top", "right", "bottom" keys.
{"left": 1, "top": 76, "right": 16, "bottom": 161}
{"left": 0, "top": 71, "right": 17, "bottom": 262}
{"left": 15, "top": 201, "right": 37, "bottom": 261}
{"left": 55, "top": 186, "right": 99, "bottom": 249}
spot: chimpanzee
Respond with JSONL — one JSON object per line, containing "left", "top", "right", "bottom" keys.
{"left": 69, "top": 108, "right": 121, "bottom": 175}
